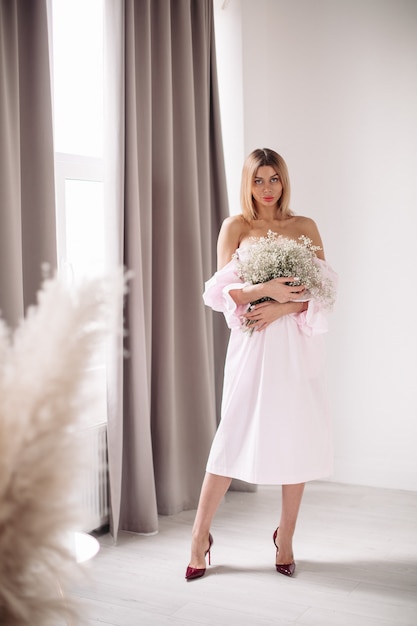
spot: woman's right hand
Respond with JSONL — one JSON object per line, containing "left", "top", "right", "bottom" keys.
{"left": 264, "top": 277, "right": 306, "bottom": 303}
{"left": 243, "top": 299, "right": 308, "bottom": 332}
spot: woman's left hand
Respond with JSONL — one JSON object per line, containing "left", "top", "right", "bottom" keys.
{"left": 243, "top": 300, "right": 308, "bottom": 332}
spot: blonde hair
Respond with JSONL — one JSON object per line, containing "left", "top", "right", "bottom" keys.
{"left": 240, "top": 148, "right": 292, "bottom": 221}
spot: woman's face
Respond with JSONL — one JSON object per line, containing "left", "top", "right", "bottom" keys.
{"left": 251, "top": 165, "right": 283, "bottom": 211}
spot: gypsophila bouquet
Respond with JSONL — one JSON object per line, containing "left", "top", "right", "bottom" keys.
{"left": 233, "top": 230, "right": 335, "bottom": 334}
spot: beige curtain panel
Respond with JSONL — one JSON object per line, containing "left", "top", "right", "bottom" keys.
{"left": 0, "top": 0, "right": 56, "bottom": 327}
{"left": 107, "top": 0, "right": 230, "bottom": 536}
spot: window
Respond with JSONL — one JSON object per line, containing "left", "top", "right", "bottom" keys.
{"left": 51, "top": 0, "right": 105, "bottom": 280}
{"left": 50, "top": 0, "right": 107, "bottom": 425}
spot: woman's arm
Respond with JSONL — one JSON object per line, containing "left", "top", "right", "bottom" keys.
{"left": 229, "top": 278, "right": 306, "bottom": 306}
{"left": 243, "top": 300, "right": 308, "bottom": 333}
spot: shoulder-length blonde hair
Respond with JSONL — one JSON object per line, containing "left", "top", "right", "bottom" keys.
{"left": 240, "top": 148, "right": 292, "bottom": 221}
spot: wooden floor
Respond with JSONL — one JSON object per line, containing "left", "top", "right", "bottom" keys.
{"left": 71, "top": 481, "right": 417, "bottom": 625}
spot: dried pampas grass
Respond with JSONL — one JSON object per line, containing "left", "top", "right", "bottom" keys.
{"left": 0, "top": 270, "right": 126, "bottom": 625}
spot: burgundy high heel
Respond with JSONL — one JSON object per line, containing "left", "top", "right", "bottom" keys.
{"left": 273, "top": 527, "right": 296, "bottom": 577}
{"left": 185, "top": 533, "right": 214, "bottom": 581}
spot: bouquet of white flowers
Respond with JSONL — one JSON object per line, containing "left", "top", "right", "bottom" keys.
{"left": 233, "top": 230, "right": 335, "bottom": 334}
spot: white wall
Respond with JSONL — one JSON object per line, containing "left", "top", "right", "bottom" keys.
{"left": 215, "top": 0, "right": 417, "bottom": 491}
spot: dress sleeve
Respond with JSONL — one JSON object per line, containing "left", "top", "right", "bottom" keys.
{"left": 202, "top": 259, "right": 249, "bottom": 329}
{"left": 293, "top": 259, "right": 338, "bottom": 337}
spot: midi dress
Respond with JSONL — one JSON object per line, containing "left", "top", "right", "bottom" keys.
{"left": 203, "top": 241, "right": 337, "bottom": 485}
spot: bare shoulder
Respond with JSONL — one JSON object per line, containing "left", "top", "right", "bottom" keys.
{"left": 292, "top": 215, "right": 320, "bottom": 237}
{"left": 217, "top": 214, "right": 249, "bottom": 268}
{"left": 293, "top": 215, "right": 317, "bottom": 230}
{"left": 218, "top": 214, "right": 249, "bottom": 248}
{"left": 293, "top": 215, "right": 325, "bottom": 259}
{"left": 220, "top": 214, "right": 248, "bottom": 237}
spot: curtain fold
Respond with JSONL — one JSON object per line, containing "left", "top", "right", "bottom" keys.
{"left": 104, "top": 0, "right": 130, "bottom": 543}
{"left": 108, "top": 0, "right": 229, "bottom": 536}
{"left": 0, "top": 0, "right": 56, "bottom": 327}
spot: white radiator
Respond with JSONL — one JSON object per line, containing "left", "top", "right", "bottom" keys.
{"left": 81, "top": 422, "right": 109, "bottom": 532}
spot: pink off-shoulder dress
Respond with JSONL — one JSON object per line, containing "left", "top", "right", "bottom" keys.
{"left": 203, "top": 245, "right": 337, "bottom": 485}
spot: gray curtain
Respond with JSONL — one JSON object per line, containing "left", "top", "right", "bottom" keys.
{"left": 0, "top": 0, "right": 56, "bottom": 327}
{"left": 107, "top": 0, "right": 229, "bottom": 536}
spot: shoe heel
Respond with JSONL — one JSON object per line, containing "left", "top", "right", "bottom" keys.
{"left": 207, "top": 532, "right": 213, "bottom": 565}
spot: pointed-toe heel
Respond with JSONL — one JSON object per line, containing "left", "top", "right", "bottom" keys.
{"left": 275, "top": 561, "right": 296, "bottom": 577}
{"left": 185, "top": 533, "right": 213, "bottom": 581}
{"left": 185, "top": 565, "right": 206, "bottom": 580}
{"left": 273, "top": 527, "right": 296, "bottom": 577}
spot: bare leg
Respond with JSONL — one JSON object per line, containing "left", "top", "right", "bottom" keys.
{"left": 188, "top": 472, "right": 232, "bottom": 569}
{"left": 275, "top": 483, "right": 305, "bottom": 564}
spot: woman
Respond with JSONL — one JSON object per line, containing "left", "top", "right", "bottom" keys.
{"left": 186, "top": 148, "right": 337, "bottom": 580}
